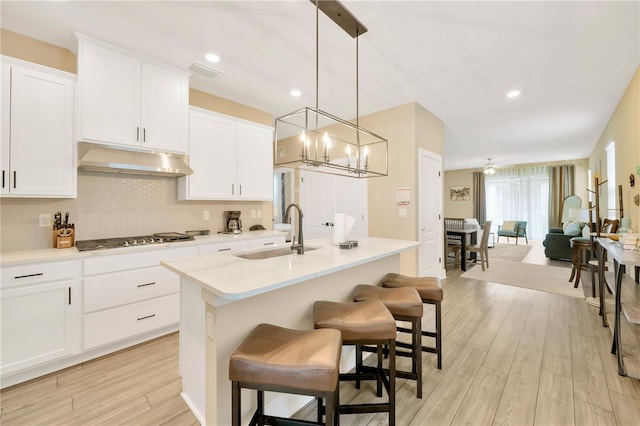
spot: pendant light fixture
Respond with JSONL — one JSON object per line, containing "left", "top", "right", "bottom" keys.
{"left": 483, "top": 158, "right": 496, "bottom": 175}
{"left": 273, "top": 0, "right": 388, "bottom": 178}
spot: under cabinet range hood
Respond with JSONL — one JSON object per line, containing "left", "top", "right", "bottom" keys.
{"left": 77, "top": 142, "right": 193, "bottom": 177}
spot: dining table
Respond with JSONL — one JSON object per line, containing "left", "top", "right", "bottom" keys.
{"left": 446, "top": 227, "right": 478, "bottom": 271}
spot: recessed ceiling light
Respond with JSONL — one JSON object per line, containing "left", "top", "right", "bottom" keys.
{"left": 506, "top": 90, "right": 521, "bottom": 98}
{"left": 205, "top": 53, "right": 220, "bottom": 63}
{"left": 290, "top": 89, "right": 301, "bottom": 97}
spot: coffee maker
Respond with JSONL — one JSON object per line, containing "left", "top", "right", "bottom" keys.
{"left": 224, "top": 211, "right": 242, "bottom": 233}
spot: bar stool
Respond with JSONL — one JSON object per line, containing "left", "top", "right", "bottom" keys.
{"left": 381, "top": 273, "right": 444, "bottom": 369}
{"left": 229, "top": 323, "right": 342, "bottom": 426}
{"left": 569, "top": 237, "right": 591, "bottom": 288}
{"left": 353, "top": 284, "right": 424, "bottom": 398}
{"left": 313, "top": 299, "right": 397, "bottom": 426}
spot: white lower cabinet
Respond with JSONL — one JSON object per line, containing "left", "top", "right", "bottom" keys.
{"left": 82, "top": 246, "right": 197, "bottom": 350}
{"left": 84, "top": 293, "right": 180, "bottom": 350}
{"left": 1, "top": 261, "right": 81, "bottom": 376}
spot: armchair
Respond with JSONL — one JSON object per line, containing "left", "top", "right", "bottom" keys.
{"left": 497, "top": 221, "right": 528, "bottom": 245}
{"left": 543, "top": 221, "right": 589, "bottom": 261}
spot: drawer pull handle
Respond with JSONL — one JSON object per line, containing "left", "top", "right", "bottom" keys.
{"left": 137, "top": 282, "right": 156, "bottom": 288}
{"left": 218, "top": 248, "right": 231, "bottom": 252}
{"left": 263, "top": 242, "right": 275, "bottom": 246}
{"left": 137, "top": 314, "right": 156, "bottom": 321}
{"left": 14, "top": 272, "right": 44, "bottom": 279}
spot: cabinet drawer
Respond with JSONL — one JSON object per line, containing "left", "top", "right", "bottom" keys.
{"left": 1, "top": 260, "right": 80, "bottom": 289}
{"left": 83, "top": 246, "right": 197, "bottom": 275}
{"left": 84, "top": 266, "right": 179, "bottom": 313}
{"left": 250, "top": 236, "right": 286, "bottom": 248}
{"left": 83, "top": 293, "right": 179, "bottom": 350}
{"left": 198, "top": 240, "right": 250, "bottom": 255}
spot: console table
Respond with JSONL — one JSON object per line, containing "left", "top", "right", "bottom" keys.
{"left": 596, "top": 237, "right": 640, "bottom": 378}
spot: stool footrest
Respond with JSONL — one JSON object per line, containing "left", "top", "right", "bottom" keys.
{"left": 252, "top": 414, "right": 323, "bottom": 426}
{"left": 340, "top": 404, "right": 391, "bottom": 415}
{"left": 421, "top": 346, "right": 437, "bottom": 354}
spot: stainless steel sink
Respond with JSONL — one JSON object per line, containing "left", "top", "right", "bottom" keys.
{"left": 234, "top": 245, "right": 320, "bottom": 260}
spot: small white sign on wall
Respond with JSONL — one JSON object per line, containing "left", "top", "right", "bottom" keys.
{"left": 396, "top": 187, "right": 410, "bottom": 205}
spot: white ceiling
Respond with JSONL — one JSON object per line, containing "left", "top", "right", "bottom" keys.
{"left": 1, "top": 1, "right": 638, "bottom": 171}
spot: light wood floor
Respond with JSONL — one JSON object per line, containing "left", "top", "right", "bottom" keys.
{"left": 2, "top": 258, "right": 640, "bottom": 425}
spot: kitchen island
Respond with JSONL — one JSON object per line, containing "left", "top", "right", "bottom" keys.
{"left": 161, "top": 236, "right": 420, "bottom": 425}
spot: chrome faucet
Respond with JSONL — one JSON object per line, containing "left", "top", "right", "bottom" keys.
{"left": 284, "top": 203, "right": 304, "bottom": 254}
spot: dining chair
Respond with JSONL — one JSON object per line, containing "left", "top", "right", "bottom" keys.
{"left": 467, "top": 221, "right": 492, "bottom": 271}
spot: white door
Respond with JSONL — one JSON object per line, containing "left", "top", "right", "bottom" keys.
{"left": 300, "top": 169, "right": 368, "bottom": 240}
{"left": 418, "top": 149, "right": 443, "bottom": 277}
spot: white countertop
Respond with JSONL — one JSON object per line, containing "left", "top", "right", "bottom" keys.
{"left": 0, "top": 231, "right": 286, "bottom": 266}
{"left": 161, "top": 237, "right": 420, "bottom": 301}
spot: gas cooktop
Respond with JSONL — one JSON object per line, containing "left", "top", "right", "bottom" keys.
{"left": 76, "top": 232, "right": 194, "bottom": 251}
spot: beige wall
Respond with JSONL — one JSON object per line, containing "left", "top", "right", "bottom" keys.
{"left": 361, "top": 102, "right": 445, "bottom": 274}
{"left": 0, "top": 31, "right": 275, "bottom": 252}
{"left": 589, "top": 66, "right": 640, "bottom": 230}
{"left": 0, "top": 29, "right": 77, "bottom": 73}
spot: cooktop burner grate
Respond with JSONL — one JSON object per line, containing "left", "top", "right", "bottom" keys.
{"left": 76, "top": 232, "right": 194, "bottom": 251}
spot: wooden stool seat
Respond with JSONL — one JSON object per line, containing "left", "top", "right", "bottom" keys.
{"left": 353, "top": 284, "right": 424, "bottom": 398}
{"left": 381, "top": 273, "right": 443, "bottom": 369}
{"left": 314, "top": 299, "right": 397, "bottom": 425}
{"left": 230, "top": 323, "right": 342, "bottom": 425}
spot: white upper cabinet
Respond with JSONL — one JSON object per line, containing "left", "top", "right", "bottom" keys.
{"left": 77, "top": 34, "right": 188, "bottom": 153}
{"left": 179, "top": 108, "right": 273, "bottom": 201}
{"left": 1, "top": 58, "right": 76, "bottom": 198}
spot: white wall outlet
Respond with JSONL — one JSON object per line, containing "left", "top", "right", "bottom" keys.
{"left": 203, "top": 210, "right": 210, "bottom": 220}
{"left": 38, "top": 213, "right": 52, "bottom": 227}
{"left": 399, "top": 208, "right": 408, "bottom": 218}
{"left": 257, "top": 209, "right": 262, "bottom": 218}
{"left": 251, "top": 210, "right": 257, "bottom": 218}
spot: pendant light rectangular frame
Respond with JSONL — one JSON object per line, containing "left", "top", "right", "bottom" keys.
{"left": 274, "top": 107, "right": 388, "bottom": 178}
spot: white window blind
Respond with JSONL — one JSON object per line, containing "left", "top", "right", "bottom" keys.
{"left": 485, "top": 166, "right": 549, "bottom": 240}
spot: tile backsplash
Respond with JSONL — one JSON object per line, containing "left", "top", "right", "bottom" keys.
{"left": 0, "top": 171, "right": 273, "bottom": 252}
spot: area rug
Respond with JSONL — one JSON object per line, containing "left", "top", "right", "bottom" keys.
{"left": 489, "top": 243, "right": 533, "bottom": 263}
{"left": 461, "top": 258, "right": 585, "bottom": 299}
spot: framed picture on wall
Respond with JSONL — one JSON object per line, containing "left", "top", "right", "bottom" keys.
{"left": 450, "top": 186, "right": 470, "bottom": 201}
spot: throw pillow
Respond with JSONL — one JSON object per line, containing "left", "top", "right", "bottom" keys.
{"left": 502, "top": 221, "right": 516, "bottom": 231}
{"left": 564, "top": 222, "right": 582, "bottom": 236}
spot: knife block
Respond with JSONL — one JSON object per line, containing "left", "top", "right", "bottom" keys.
{"left": 53, "top": 226, "right": 75, "bottom": 249}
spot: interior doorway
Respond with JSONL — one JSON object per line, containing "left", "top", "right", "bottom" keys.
{"left": 273, "top": 167, "right": 295, "bottom": 241}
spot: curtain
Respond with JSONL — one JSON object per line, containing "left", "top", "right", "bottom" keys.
{"left": 485, "top": 166, "right": 549, "bottom": 240}
{"left": 472, "top": 171, "right": 486, "bottom": 226}
{"left": 548, "top": 165, "right": 575, "bottom": 227}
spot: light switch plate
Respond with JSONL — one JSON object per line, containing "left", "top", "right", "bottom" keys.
{"left": 399, "top": 208, "right": 408, "bottom": 218}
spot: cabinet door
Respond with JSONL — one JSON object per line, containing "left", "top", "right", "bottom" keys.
{"left": 1, "top": 63, "right": 10, "bottom": 195}
{"left": 8, "top": 65, "right": 75, "bottom": 197}
{"left": 79, "top": 40, "right": 140, "bottom": 146}
{"left": 179, "top": 109, "right": 236, "bottom": 200}
{"left": 236, "top": 123, "right": 273, "bottom": 200}
{"left": 1, "top": 281, "right": 79, "bottom": 375}
{"left": 140, "top": 62, "right": 188, "bottom": 153}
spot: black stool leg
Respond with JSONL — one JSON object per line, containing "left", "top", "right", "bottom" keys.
{"left": 436, "top": 301, "right": 442, "bottom": 369}
{"left": 232, "top": 381, "right": 241, "bottom": 426}
{"left": 388, "top": 340, "right": 396, "bottom": 426}
{"left": 376, "top": 344, "right": 383, "bottom": 397}
{"left": 413, "top": 317, "right": 423, "bottom": 398}
{"left": 257, "top": 390, "right": 264, "bottom": 426}
{"left": 356, "top": 344, "right": 363, "bottom": 389}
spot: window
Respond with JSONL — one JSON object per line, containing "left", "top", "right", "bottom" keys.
{"left": 606, "top": 141, "right": 616, "bottom": 219}
{"left": 485, "top": 166, "right": 549, "bottom": 240}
